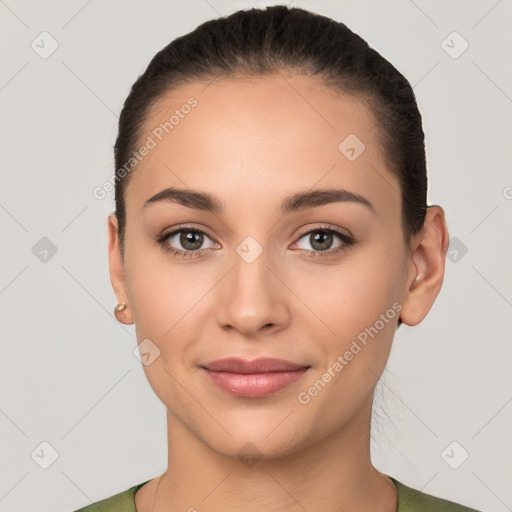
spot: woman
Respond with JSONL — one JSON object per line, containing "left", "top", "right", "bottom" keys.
{"left": 73, "top": 5, "right": 483, "bottom": 511}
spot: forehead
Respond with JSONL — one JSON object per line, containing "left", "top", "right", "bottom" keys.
{"left": 124, "top": 73, "right": 399, "bottom": 217}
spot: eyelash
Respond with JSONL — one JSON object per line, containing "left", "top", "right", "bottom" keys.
{"left": 156, "top": 224, "right": 356, "bottom": 260}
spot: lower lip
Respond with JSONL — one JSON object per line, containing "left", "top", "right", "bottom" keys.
{"left": 201, "top": 368, "right": 310, "bottom": 398}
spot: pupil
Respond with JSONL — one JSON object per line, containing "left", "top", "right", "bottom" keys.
{"left": 181, "top": 231, "right": 203, "bottom": 250}
{"left": 311, "top": 232, "right": 332, "bottom": 251}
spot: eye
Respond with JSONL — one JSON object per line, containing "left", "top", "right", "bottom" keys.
{"left": 156, "top": 224, "right": 356, "bottom": 259}
{"left": 157, "top": 226, "right": 217, "bottom": 258}
{"left": 291, "top": 225, "right": 355, "bottom": 258}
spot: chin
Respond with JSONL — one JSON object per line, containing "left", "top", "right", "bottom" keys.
{"left": 194, "top": 414, "right": 311, "bottom": 462}
{"left": 208, "top": 434, "right": 305, "bottom": 463}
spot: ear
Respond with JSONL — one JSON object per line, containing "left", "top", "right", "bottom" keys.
{"left": 107, "top": 213, "right": 134, "bottom": 324}
{"left": 400, "top": 205, "right": 450, "bottom": 326}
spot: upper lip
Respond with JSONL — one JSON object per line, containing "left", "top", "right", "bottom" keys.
{"left": 201, "top": 357, "right": 310, "bottom": 374}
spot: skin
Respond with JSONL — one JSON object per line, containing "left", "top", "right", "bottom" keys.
{"left": 107, "top": 72, "right": 449, "bottom": 511}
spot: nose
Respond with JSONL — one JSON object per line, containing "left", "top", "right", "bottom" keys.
{"left": 215, "top": 244, "right": 290, "bottom": 337}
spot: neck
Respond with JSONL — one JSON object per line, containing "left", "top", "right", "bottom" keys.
{"left": 148, "top": 395, "right": 397, "bottom": 512}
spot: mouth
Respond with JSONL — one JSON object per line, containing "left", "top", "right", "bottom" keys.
{"left": 199, "top": 357, "right": 311, "bottom": 398}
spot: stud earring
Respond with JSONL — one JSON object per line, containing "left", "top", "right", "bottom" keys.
{"left": 114, "top": 302, "right": 127, "bottom": 314}
{"left": 114, "top": 302, "right": 134, "bottom": 325}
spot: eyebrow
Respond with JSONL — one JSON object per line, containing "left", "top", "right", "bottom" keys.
{"left": 143, "top": 186, "right": 375, "bottom": 215}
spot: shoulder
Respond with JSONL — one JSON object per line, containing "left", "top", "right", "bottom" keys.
{"left": 70, "top": 480, "right": 150, "bottom": 512}
{"left": 391, "top": 477, "right": 483, "bottom": 512}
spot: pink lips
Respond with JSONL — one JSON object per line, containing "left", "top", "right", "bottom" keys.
{"left": 200, "top": 357, "right": 310, "bottom": 398}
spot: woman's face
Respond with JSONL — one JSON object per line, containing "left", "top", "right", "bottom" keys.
{"left": 109, "top": 73, "right": 423, "bottom": 458}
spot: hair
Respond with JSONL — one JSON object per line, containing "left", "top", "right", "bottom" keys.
{"left": 113, "top": 5, "right": 430, "bottom": 328}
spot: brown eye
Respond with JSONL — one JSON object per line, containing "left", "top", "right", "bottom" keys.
{"left": 308, "top": 231, "right": 334, "bottom": 251}
{"left": 291, "top": 226, "right": 356, "bottom": 259}
{"left": 159, "top": 227, "right": 217, "bottom": 254}
{"left": 177, "top": 230, "right": 204, "bottom": 250}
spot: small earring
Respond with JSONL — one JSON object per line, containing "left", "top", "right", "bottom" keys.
{"left": 115, "top": 303, "right": 127, "bottom": 314}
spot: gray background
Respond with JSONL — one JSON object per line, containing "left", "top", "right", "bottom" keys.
{"left": 0, "top": 1, "right": 511, "bottom": 511}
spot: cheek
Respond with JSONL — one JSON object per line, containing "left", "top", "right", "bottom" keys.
{"left": 289, "top": 243, "right": 402, "bottom": 342}
{"left": 123, "top": 240, "right": 181, "bottom": 338}
{"left": 124, "top": 241, "right": 214, "bottom": 367}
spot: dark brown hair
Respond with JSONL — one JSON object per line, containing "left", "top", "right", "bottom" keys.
{"left": 113, "top": 5, "right": 429, "bottom": 327}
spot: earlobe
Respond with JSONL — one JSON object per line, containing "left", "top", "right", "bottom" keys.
{"left": 107, "top": 213, "right": 134, "bottom": 325}
{"left": 399, "top": 206, "right": 450, "bottom": 327}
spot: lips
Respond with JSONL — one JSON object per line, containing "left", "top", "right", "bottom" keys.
{"left": 201, "top": 357, "right": 309, "bottom": 373}
{"left": 200, "top": 357, "right": 311, "bottom": 398}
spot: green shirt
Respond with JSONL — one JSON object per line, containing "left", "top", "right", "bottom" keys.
{"left": 71, "top": 476, "right": 483, "bottom": 511}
